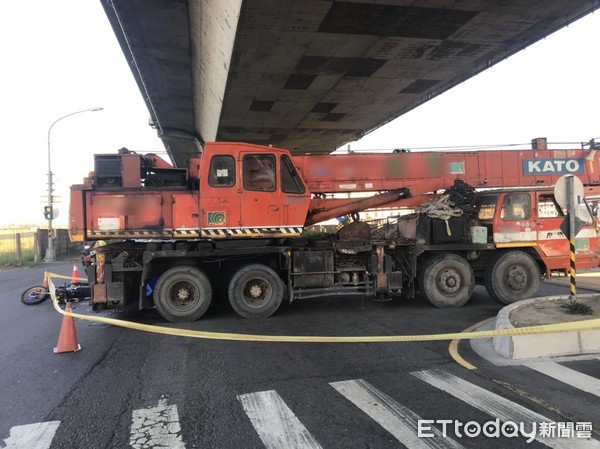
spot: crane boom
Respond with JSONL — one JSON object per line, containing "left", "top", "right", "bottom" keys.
{"left": 295, "top": 149, "right": 600, "bottom": 193}
{"left": 296, "top": 148, "right": 600, "bottom": 224}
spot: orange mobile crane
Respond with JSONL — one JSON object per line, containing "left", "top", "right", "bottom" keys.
{"left": 69, "top": 141, "right": 600, "bottom": 321}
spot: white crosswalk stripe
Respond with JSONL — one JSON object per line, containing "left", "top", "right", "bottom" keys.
{"left": 237, "top": 390, "right": 323, "bottom": 449}
{"left": 523, "top": 361, "right": 600, "bottom": 399}
{"left": 1, "top": 421, "right": 60, "bottom": 449}
{"left": 4, "top": 361, "right": 598, "bottom": 449}
{"left": 331, "top": 379, "right": 464, "bottom": 449}
{"left": 412, "top": 369, "right": 600, "bottom": 449}
{"left": 129, "top": 399, "right": 186, "bottom": 449}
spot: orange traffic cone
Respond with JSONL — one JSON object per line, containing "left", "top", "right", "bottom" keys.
{"left": 53, "top": 302, "right": 82, "bottom": 354}
{"left": 42, "top": 271, "right": 49, "bottom": 289}
{"left": 70, "top": 263, "right": 80, "bottom": 284}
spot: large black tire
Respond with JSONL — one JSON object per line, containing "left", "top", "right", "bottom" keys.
{"left": 419, "top": 254, "right": 474, "bottom": 308}
{"left": 153, "top": 266, "right": 212, "bottom": 322}
{"left": 21, "top": 286, "right": 49, "bottom": 305}
{"left": 228, "top": 264, "right": 284, "bottom": 319}
{"left": 484, "top": 251, "right": 540, "bottom": 305}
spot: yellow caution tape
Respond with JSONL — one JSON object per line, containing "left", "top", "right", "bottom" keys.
{"left": 47, "top": 275, "right": 600, "bottom": 343}
{"left": 48, "top": 272, "right": 87, "bottom": 282}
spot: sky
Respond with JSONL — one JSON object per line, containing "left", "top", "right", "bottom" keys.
{"left": 0, "top": 2, "right": 598, "bottom": 227}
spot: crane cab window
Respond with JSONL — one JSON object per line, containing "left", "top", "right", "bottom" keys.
{"left": 243, "top": 154, "right": 276, "bottom": 191}
{"left": 588, "top": 199, "right": 600, "bottom": 222}
{"left": 209, "top": 155, "right": 235, "bottom": 187}
{"left": 538, "top": 194, "right": 563, "bottom": 218}
{"left": 281, "top": 155, "right": 305, "bottom": 194}
{"left": 576, "top": 202, "right": 594, "bottom": 225}
{"left": 477, "top": 194, "right": 498, "bottom": 220}
{"left": 501, "top": 193, "right": 530, "bottom": 221}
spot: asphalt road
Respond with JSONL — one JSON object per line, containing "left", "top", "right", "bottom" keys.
{"left": 0, "top": 262, "right": 598, "bottom": 449}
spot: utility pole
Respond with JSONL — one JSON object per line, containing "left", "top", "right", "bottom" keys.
{"left": 45, "top": 107, "right": 103, "bottom": 262}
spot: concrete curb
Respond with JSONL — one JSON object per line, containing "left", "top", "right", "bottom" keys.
{"left": 493, "top": 294, "right": 600, "bottom": 359}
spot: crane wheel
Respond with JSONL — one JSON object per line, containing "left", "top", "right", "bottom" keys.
{"left": 419, "top": 254, "right": 474, "bottom": 308}
{"left": 484, "top": 251, "right": 540, "bottom": 305}
{"left": 228, "top": 264, "right": 284, "bottom": 319}
{"left": 153, "top": 266, "right": 212, "bottom": 322}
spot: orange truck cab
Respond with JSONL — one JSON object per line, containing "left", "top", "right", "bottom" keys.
{"left": 192, "top": 143, "right": 310, "bottom": 237}
{"left": 477, "top": 188, "right": 600, "bottom": 275}
{"left": 70, "top": 143, "right": 312, "bottom": 241}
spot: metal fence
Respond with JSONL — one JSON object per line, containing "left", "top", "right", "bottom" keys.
{"left": 0, "top": 229, "right": 81, "bottom": 267}
{"left": 0, "top": 231, "right": 37, "bottom": 266}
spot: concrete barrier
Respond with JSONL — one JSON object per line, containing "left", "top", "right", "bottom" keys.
{"left": 493, "top": 295, "right": 600, "bottom": 359}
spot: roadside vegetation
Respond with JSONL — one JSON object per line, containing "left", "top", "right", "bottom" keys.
{"left": 561, "top": 300, "right": 594, "bottom": 315}
{"left": 0, "top": 228, "right": 36, "bottom": 267}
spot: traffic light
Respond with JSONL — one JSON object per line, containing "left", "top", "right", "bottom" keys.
{"left": 44, "top": 205, "right": 53, "bottom": 220}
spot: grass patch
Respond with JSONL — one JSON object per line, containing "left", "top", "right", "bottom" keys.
{"left": 561, "top": 301, "right": 594, "bottom": 315}
{"left": 0, "top": 231, "right": 36, "bottom": 267}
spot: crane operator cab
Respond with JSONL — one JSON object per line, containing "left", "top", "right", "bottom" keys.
{"left": 199, "top": 142, "right": 311, "bottom": 237}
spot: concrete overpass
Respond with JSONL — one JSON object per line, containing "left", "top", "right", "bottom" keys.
{"left": 102, "top": 0, "right": 599, "bottom": 167}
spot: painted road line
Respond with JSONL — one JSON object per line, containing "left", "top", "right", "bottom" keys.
{"left": 523, "top": 362, "right": 600, "bottom": 399}
{"left": 331, "top": 379, "right": 463, "bottom": 449}
{"left": 448, "top": 317, "right": 495, "bottom": 370}
{"left": 238, "top": 390, "right": 323, "bottom": 449}
{"left": 2, "top": 421, "right": 60, "bottom": 449}
{"left": 130, "top": 399, "right": 186, "bottom": 449}
{"left": 491, "top": 379, "right": 600, "bottom": 439}
{"left": 412, "top": 369, "right": 600, "bottom": 449}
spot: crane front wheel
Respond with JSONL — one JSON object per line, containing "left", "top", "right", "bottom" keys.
{"left": 228, "top": 264, "right": 284, "bottom": 319}
{"left": 419, "top": 254, "right": 474, "bottom": 308}
{"left": 154, "top": 266, "right": 212, "bottom": 322}
{"left": 484, "top": 251, "right": 540, "bottom": 305}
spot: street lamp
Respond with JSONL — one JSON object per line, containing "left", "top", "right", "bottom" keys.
{"left": 45, "top": 107, "right": 103, "bottom": 262}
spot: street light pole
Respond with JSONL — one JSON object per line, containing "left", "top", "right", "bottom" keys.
{"left": 45, "top": 107, "right": 103, "bottom": 262}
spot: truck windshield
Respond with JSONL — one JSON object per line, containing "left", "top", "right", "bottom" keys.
{"left": 586, "top": 198, "right": 600, "bottom": 223}
{"left": 500, "top": 193, "right": 530, "bottom": 221}
{"left": 577, "top": 201, "right": 594, "bottom": 225}
{"left": 281, "top": 155, "right": 305, "bottom": 194}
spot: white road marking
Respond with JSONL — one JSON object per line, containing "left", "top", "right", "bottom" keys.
{"left": 331, "top": 379, "right": 463, "bottom": 449}
{"left": 130, "top": 399, "right": 185, "bottom": 449}
{"left": 524, "top": 361, "right": 600, "bottom": 398}
{"left": 2, "top": 421, "right": 60, "bottom": 449}
{"left": 412, "top": 369, "right": 600, "bottom": 449}
{"left": 238, "top": 390, "right": 323, "bottom": 449}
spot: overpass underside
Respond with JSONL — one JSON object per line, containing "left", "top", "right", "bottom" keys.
{"left": 102, "top": 0, "right": 599, "bottom": 167}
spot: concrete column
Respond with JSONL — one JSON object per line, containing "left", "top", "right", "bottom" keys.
{"left": 189, "top": 0, "right": 242, "bottom": 142}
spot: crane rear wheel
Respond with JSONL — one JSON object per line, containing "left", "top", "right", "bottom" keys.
{"left": 419, "top": 254, "right": 474, "bottom": 308}
{"left": 154, "top": 266, "right": 212, "bottom": 322}
{"left": 228, "top": 264, "right": 284, "bottom": 319}
{"left": 484, "top": 251, "right": 540, "bottom": 305}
